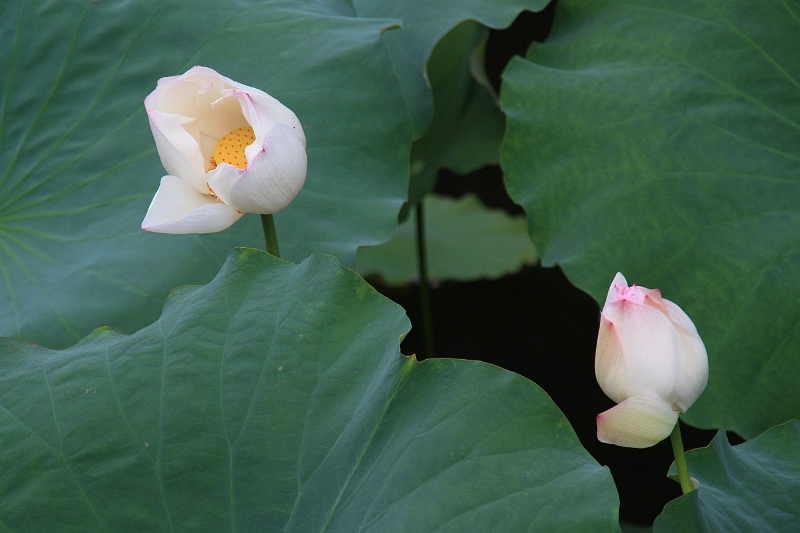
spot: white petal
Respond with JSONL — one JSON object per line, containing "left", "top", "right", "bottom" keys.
{"left": 661, "top": 298, "right": 700, "bottom": 336}
{"left": 662, "top": 299, "right": 709, "bottom": 411}
{"left": 146, "top": 110, "right": 207, "bottom": 192}
{"left": 674, "top": 334, "right": 708, "bottom": 411}
{"left": 145, "top": 75, "right": 202, "bottom": 117}
{"left": 142, "top": 176, "right": 242, "bottom": 234}
{"left": 605, "top": 272, "right": 629, "bottom": 306}
{"left": 595, "top": 313, "right": 629, "bottom": 404}
{"left": 640, "top": 286, "right": 666, "bottom": 307}
{"left": 227, "top": 85, "right": 305, "bottom": 161}
{"left": 602, "top": 299, "right": 684, "bottom": 404}
{"left": 198, "top": 92, "right": 248, "bottom": 157}
{"left": 182, "top": 66, "right": 230, "bottom": 88}
{"left": 206, "top": 123, "right": 307, "bottom": 214}
{"left": 597, "top": 394, "right": 678, "bottom": 448}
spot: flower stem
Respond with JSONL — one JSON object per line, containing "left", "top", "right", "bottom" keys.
{"left": 260, "top": 214, "right": 280, "bottom": 259}
{"left": 415, "top": 202, "right": 435, "bottom": 359}
{"left": 670, "top": 421, "right": 693, "bottom": 495}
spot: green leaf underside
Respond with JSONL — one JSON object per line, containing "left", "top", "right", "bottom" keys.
{"left": 500, "top": 0, "right": 800, "bottom": 438}
{"left": 407, "top": 21, "right": 506, "bottom": 205}
{"left": 357, "top": 193, "right": 538, "bottom": 284}
{"left": 354, "top": 0, "right": 551, "bottom": 140}
{"left": 654, "top": 420, "right": 800, "bottom": 533}
{"left": 0, "top": 248, "right": 620, "bottom": 532}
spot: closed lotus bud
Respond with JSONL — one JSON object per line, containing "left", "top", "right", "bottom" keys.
{"left": 595, "top": 273, "right": 708, "bottom": 448}
{"left": 141, "top": 66, "right": 307, "bottom": 234}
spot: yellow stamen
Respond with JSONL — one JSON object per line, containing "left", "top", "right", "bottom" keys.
{"left": 210, "top": 126, "right": 255, "bottom": 170}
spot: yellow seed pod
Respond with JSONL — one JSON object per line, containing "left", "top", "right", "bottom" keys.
{"left": 212, "top": 126, "right": 256, "bottom": 170}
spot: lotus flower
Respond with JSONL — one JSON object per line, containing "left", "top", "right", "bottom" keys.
{"left": 142, "top": 66, "right": 307, "bottom": 234}
{"left": 595, "top": 273, "right": 708, "bottom": 448}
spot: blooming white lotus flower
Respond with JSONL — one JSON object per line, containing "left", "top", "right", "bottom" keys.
{"left": 141, "top": 66, "right": 307, "bottom": 234}
{"left": 595, "top": 273, "right": 708, "bottom": 448}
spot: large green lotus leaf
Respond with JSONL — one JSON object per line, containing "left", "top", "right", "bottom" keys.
{"left": 0, "top": 248, "right": 621, "bottom": 532}
{"left": 0, "top": 0, "right": 411, "bottom": 348}
{"left": 408, "top": 21, "right": 506, "bottom": 205}
{"left": 357, "top": 193, "right": 538, "bottom": 283}
{"left": 500, "top": 0, "right": 800, "bottom": 438}
{"left": 354, "top": 0, "right": 550, "bottom": 139}
{"left": 654, "top": 421, "right": 800, "bottom": 532}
